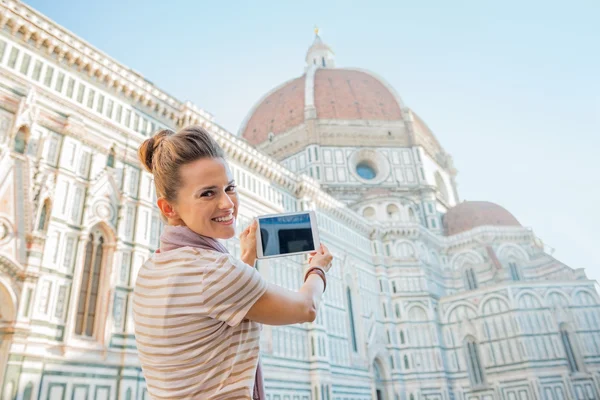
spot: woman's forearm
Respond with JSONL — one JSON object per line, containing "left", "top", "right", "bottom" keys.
{"left": 241, "top": 251, "right": 257, "bottom": 267}
{"left": 298, "top": 274, "right": 325, "bottom": 322}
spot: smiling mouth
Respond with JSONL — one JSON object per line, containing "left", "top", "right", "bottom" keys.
{"left": 212, "top": 214, "right": 234, "bottom": 223}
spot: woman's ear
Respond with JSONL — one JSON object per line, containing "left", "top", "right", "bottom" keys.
{"left": 157, "top": 197, "right": 179, "bottom": 220}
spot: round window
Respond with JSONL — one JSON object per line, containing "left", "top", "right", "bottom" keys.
{"left": 356, "top": 162, "right": 377, "bottom": 180}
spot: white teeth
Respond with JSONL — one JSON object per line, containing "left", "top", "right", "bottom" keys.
{"left": 213, "top": 214, "right": 233, "bottom": 222}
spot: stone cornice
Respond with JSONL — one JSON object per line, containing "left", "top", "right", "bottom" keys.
{"left": 438, "top": 279, "right": 597, "bottom": 305}
{"left": 295, "top": 174, "right": 371, "bottom": 236}
{"left": 370, "top": 222, "right": 536, "bottom": 256}
{"left": 444, "top": 226, "right": 534, "bottom": 251}
{"left": 0, "top": 0, "right": 212, "bottom": 124}
{"left": 0, "top": 68, "right": 145, "bottom": 164}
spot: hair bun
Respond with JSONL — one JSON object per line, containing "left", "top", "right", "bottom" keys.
{"left": 138, "top": 129, "right": 175, "bottom": 173}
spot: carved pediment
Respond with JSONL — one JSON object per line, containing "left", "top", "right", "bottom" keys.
{"left": 11, "top": 87, "right": 39, "bottom": 136}
{"left": 84, "top": 171, "right": 122, "bottom": 228}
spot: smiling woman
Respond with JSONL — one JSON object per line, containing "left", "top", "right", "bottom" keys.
{"left": 133, "top": 126, "right": 334, "bottom": 400}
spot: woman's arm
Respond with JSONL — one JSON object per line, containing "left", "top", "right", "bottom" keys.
{"left": 239, "top": 221, "right": 333, "bottom": 325}
{"left": 245, "top": 273, "right": 325, "bottom": 325}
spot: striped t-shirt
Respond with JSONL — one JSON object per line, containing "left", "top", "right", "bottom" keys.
{"left": 132, "top": 246, "right": 268, "bottom": 399}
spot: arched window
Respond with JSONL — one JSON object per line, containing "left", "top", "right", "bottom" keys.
{"left": 408, "top": 207, "right": 416, "bottom": 221}
{"left": 106, "top": 147, "right": 115, "bottom": 168}
{"left": 404, "top": 355, "right": 410, "bottom": 369}
{"left": 387, "top": 204, "right": 400, "bottom": 220}
{"left": 508, "top": 261, "right": 521, "bottom": 281}
{"left": 125, "top": 388, "right": 132, "bottom": 400}
{"left": 400, "top": 330, "right": 405, "bottom": 344}
{"left": 464, "top": 267, "right": 478, "bottom": 290}
{"left": 465, "top": 336, "right": 484, "bottom": 386}
{"left": 14, "top": 126, "right": 30, "bottom": 154}
{"left": 346, "top": 287, "right": 358, "bottom": 352}
{"left": 23, "top": 382, "right": 33, "bottom": 400}
{"left": 560, "top": 324, "right": 579, "bottom": 372}
{"left": 75, "top": 232, "right": 105, "bottom": 337}
{"left": 397, "top": 242, "right": 415, "bottom": 259}
{"left": 395, "top": 303, "right": 400, "bottom": 318}
{"left": 363, "top": 206, "right": 375, "bottom": 219}
{"left": 37, "top": 200, "right": 50, "bottom": 232}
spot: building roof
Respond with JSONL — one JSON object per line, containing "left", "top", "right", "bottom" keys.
{"left": 241, "top": 68, "right": 404, "bottom": 145}
{"left": 443, "top": 201, "right": 521, "bottom": 236}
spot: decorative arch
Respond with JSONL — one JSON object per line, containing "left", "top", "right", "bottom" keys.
{"left": 545, "top": 290, "right": 570, "bottom": 308}
{"left": 573, "top": 289, "right": 597, "bottom": 306}
{"left": 85, "top": 220, "right": 117, "bottom": 247}
{"left": 445, "top": 302, "right": 478, "bottom": 323}
{"left": 407, "top": 305, "right": 428, "bottom": 321}
{"left": 394, "top": 240, "right": 415, "bottom": 259}
{"left": 497, "top": 243, "right": 529, "bottom": 262}
{"left": 480, "top": 295, "right": 510, "bottom": 316}
{"left": 450, "top": 250, "right": 484, "bottom": 271}
{"left": 516, "top": 291, "right": 543, "bottom": 309}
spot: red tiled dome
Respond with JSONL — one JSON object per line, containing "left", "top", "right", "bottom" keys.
{"left": 241, "top": 69, "right": 404, "bottom": 146}
{"left": 444, "top": 201, "right": 521, "bottom": 236}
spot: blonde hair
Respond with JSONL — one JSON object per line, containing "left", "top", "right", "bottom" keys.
{"left": 138, "top": 126, "right": 225, "bottom": 202}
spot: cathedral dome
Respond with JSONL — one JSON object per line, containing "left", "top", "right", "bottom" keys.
{"left": 240, "top": 68, "right": 405, "bottom": 146}
{"left": 239, "top": 32, "right": 407, "bottom": 146}
{"left": 443, "top": 201, "right": 521, "bottom": 236}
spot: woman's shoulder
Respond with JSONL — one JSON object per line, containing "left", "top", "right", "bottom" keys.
{"left": 144, "top": 247, "right": 232, "bottom": 269}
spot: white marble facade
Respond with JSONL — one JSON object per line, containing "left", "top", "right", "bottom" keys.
{"left": 0, "top": 2, "right": 599, "bottom": 400}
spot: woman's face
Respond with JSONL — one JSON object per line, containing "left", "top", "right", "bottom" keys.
{"left": 170, "top": 157, "right": 239, "bottom": 239}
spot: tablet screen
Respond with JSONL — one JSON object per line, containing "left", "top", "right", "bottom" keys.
{"left": 258, "top": 212, "right": 316, "bottom": 257}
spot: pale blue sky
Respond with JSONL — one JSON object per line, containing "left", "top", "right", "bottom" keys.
{"left": 28, "top": 0, "right": 599, "bottom": 280}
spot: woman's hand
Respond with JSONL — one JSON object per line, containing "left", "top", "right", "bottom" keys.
{"left": 307, "top": 243, "right": 333, "bottom": 273}
{"left": 240, "top": 219, "right": 258, "bottom": 267}
{"left": 245, "top": 242, "right": 333, "bottom": 325}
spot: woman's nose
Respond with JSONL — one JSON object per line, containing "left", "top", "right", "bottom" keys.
{"left": 219, "top": 193, "right": 235, "bottom": 209}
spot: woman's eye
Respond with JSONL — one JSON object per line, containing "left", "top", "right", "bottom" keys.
{"left": 200, "top": 190, "right": 215, "bottom": 197}
{"left": 226, "top": 185, "right": 237, "bottom": 193}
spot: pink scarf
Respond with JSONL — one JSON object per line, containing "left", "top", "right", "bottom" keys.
{"left": 159, "top": 225, "right": 266, "bottom": 400}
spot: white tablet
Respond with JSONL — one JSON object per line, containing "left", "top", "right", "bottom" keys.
{"left": 255, "top": 211, "right": 320, "bottom": 259}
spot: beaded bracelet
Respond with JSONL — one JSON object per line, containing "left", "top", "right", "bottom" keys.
{"left": 304, "top": 266, "right": 327, "bottom": 292}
